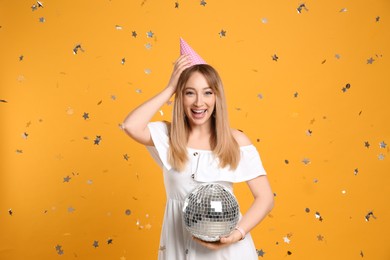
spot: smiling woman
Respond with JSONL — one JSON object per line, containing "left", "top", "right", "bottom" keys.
{"left": 122, "top": 39, "right": 274, "bottom": 260}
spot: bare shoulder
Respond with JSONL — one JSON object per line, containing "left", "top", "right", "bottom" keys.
{"left": 231, "top": 128, "right": 252, "bottom": 146}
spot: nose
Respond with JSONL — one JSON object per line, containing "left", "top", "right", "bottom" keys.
{"left": 194, "top": 94, "right": 203, "bottom": 106}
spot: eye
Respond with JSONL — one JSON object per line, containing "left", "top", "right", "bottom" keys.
{"left": 205, "top": 90, "right": 214, "bottom": 96}
{"left": 185, "top": 90, "right": 194, "bottom": 96}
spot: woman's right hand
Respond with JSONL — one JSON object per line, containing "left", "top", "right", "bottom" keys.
{"left": 166, "top": 54, "right": 193, "bottom": 92}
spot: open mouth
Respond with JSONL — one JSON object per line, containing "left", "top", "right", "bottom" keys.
{"left": 191, "top": 109, "right": 207, "bottom": 118}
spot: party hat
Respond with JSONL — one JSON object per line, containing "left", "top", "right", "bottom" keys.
{"left": 180, "top": 38, "right": 207, "bottom": 66}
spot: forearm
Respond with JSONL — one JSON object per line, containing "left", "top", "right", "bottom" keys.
{"left": 237, "top": 194, "right": 274, "bottom": 236}
{"left": 123, "top": 86, "right": 175, "bottom": 134}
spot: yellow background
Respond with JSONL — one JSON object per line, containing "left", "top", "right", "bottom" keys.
{"left": 1, "top": 0, "right": 389, "bottom": 259}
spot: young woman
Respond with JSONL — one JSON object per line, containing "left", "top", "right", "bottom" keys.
{"left": 123, "top": 54, "right": 274, "bottom": 259}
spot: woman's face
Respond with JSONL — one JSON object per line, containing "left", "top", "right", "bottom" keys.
{"left": 182, "top": 71, "right": 216, "bottom": 128}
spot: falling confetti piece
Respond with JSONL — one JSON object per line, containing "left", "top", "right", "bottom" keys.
{"left": 125, "top": 209, "right": 132, "bottom": 216}
{"left": 123, "top": 154, "right": 129, "bottom": 161}
{"left": 335, "top": 53, "right": 341, "bottom": 59}
{"left": 175, "top": 1, "right": 179, "bottom": 8}
{"left": 302, "top": 158, "right": 311, "bottom": 165}
{"left": 287, "top": 251, "right": 292, "bottom": 255}
{"left": 135, "top": 89, "right": 142, "bottom": 94}
{"left": 342, "top": 83, "right": 351, "bottom": 92}
{"left": 378, "top": 154, "right": 385, "bottom": 160}
{"left": 306, "top": 129, "right": 312, "bottom": 136}
{"left": 271, "top": 54, "right": 278, "bottom": 61}
{"left": 94, "top": 136, "right": 102, "bottom": 145}
{"left": 376, "top": 16, "right": 380, "bottom": 22}
{"left": 315, "top": 211, "right": 323, "bottom": 221}
{"left": 68, "top": 207, "right": 75, "bottom": 213}
{"left": 360, "top": 250, "right": 364, "bottom": 257}
{"left": 297, "top": 3, "right": 308, "bottom": 13}
{"left": 219, "top": 29, "right": 226, "bottom": 38}
{"left": 293, "top": 92, "right": 298, "bottom": 98}
{"left": 107, "top": 238, "right": 113, "bottom": 244}
{"left": 159, "top": 110, "right": 164, "bottom": 116}
{"left": 16, "top": 149, "right": 23, "bottom": 154}
{"left": 22, "top": 132, "right": 28, "bottom": 139}
{"left": 284, "top": 159, "right": 289, "bottom": 164}
{"left": 39, "top": 17, "right": 45, "bottom": 23}
{"left": 257, "top": 93, "right": 263, "bottom": 99}
{"left": 367, "top": 57, "right": 374, "bottom": 64}
{"left": 82, "top": 112, "right": 89, "bottom": 120}
{"left": 379, "top": 141, "right": 387, "bottom": 148}
{"left": 55, "top": 245, "right": 64, "bottom": 255}
{"left": 8, "top": 209, "right": 13, "bottom": 216}
{"left": 145, "top": 43, "right": 152, "bottom": 49}
{"left": 305, "top": 208, "right": 310, "bottom": 213}
{"left": 144, "top": 68, "right": 151, "bottom": 74}
{"left": 200, "top": 0, "right": 207, "bottom": 6}
{"left": 122, "top": 58, "right": 126, "bottom": 65}
{"left": 339, "top": 8, "right": 348, "bottom": 12}
{"left": 317, "top": 234, "right": 324, "bottom": 241}
{"left": 111, "top": 95, "right": 116, "bottom": 100}
{"left": 132, "top": 31, "right": 137, "bottom": 38}
{"left": 364, "top": 141, "right": 370, "bottom": 148}
{"left": 341, "top": 190, "right": 347, "bottom": 194}
{"left": 354, "top": 168, "right": 359, "bottom": 175}
{"left": 365, "top": 211, "right": 376, "bottom": 221}
{"left": 146, "top": 30, "right": 154, "bottom": 38}
{"left": 115, "top": 25, "right": 123, "bottom": 30}
{"left": 73, "top": 44, "right": 85, "bottom": 55}
{"left": 63, "top": 176, "right": 71, "bottom": 182}
{"left": 66, "top": 107, "right": 74, "bottom": 115}
{"left": 321, "top": 59, "right": 326, "bottom": 64}
{"left": 283, "top": 236, "right": 291, "bottom": 244}
{"left": 261, "top": 18, "right": 268, "bottom": 24}
{"left": 0, "top": 99, "right": 7, "bottom": 103}
{"left": 256, "top": 249, "right": 265, "bottom": 257}
{"left": 97, "top": 100, "right": 103, "bottom": 105}
{"left": 92, "top": 241, "right": 99, "bottom": 248}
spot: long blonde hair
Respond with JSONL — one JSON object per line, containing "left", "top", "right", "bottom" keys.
{"left": 168, "top": 64, "right": 240, "bottom": 172}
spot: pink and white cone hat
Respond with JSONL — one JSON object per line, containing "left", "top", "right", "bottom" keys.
{"left": 180, "top": 38, "right": 207, "bottom": 66}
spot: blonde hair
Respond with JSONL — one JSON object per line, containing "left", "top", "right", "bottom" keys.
{"left": 168, "top": 64, "right": 240, "bottom": 172}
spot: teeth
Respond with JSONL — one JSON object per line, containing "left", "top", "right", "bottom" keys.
{"left": 192, "top": 109, "right": 206, "bottom": 114}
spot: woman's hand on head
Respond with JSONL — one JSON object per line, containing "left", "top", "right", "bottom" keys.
{"left": 192, "top": 229, "right": 243, "bottom": 250}
{"left": 166, "top": 55, "right": 192, "bottom": 92}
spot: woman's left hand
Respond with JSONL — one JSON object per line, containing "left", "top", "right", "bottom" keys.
{"left": 192, "top": 229, "right": 243, "bottom": 250}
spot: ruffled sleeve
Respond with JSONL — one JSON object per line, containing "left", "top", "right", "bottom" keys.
{"left": 193, "top": 145, "right": 267, "bottom": 183}
{"left": 146, "top": 121, "right": 172, "bottom": 171}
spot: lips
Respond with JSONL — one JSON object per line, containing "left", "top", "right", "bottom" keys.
{"left": 191, "top": 109, "right": 207, "bottom": 118}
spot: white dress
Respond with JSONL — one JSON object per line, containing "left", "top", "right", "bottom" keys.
{"left": 146, "top": 122, "right": 267, "bottom": 260}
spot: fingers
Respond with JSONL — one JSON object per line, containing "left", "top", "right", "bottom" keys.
{"left": 174, "top": 54, "right": 192, "bottom": 72}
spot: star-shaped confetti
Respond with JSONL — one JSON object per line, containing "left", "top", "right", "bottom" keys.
{"left": 68, "top": 207, "right": 75, "bottom": 213}
{"left": 306, "top": 129, "right": 312, "bottom": 136}
{"left": 317, "top": 234, "right": 324, "bottom": 241}
{"left": 354, "top": 168, "right": 359, "bottom": 175}
{"left": 272, "top": 54, "right": 278, "bottom": 61}
{"left": 146, "top": 30, "right": 154, "bottom": 38}
{"left": 39, "top": 17, "right": 45, "bottom": 23}
{"left": 123, "top": 154, "right": 129, "bottom": 161}
{"left": 335, "top": 53, "right": 341, "bottom": 59}
{"left": 94, "top": 136, "right": 102, "bottom": 145}
{"left": 367, "top": 57, "right": 374, "bottom": 64}
{"left": 200, "top": 0, "right": 207, "bottom": 6}
{"left": 132, "top": 31, "right": 137, "bottom": 38}
{"left": 293, "top": 92, "right": 298, "bottom": 98}
{"left": 82, "top": 112, "right": 89, "bottom": 120}
{"left": 92, "top": 240, "right": 99, "bottom": 248}
{"left": 144, "top": 68, "right": 151, "bottom": 74}
{"left": 115, "top": 25, "right": 123, "bottom": 30}
{"left": 175, "top": 1, "right": 179, "bottom": 8}
{"left": 107, "top": 238, "right": 113, "bottom": 244}
{"left": 283, "top": 236, "right": 291, "bottom": 244}
{"left": 376, "top": 16, "right": 380, "bottom": 22}
{"left": 19, "top": 55, "right": 24, "bottom": 61}
{"left": 219, "top": 29, "right": 226, "bottom": 38}
{"left": 261, "top": 18, "right": 268, "bottom": 24}
{"left": 364, "top": 141, "right": 370, "bottom": 148}
{"left": 22, "top": 132, "right": 28, "bottom": 139}
{"left": 378, "top": 154, "right": 385, "bottom": 160}
{"left": 339, "top": 8, "right": 347, "bottom": 12}
{"left": 145, "top": 43, "right": 152, "bottom": 50}
{"left": 256, "top": 249, "right": 265, "bottom": 257}
{"left": 55, "top": 244, "right": 64, "bottom": 255}
{"left": 122, "top": 58, "right": 126, "bottom": 65}
{"left": 8, "top": 209, "right": 13, "bottom": 216}
{"left": 379, "top": 141, "right": 387, "bottom": 149}
{"left": 63, "top": 176, "right": 71, "bottom": 182}
{"left": 257, "top": 93, "right": 263, "bottom": 99}
{"left": 302, "top": 158, "right": 311, "bottom": 165}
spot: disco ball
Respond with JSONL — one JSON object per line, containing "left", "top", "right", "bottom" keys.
{"left": 182, "top": 183, "right": 240, "bottom": 242}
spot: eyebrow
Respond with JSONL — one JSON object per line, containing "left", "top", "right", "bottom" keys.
{"left": 184, "top": 86, "right": 212, "bottom": 90}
